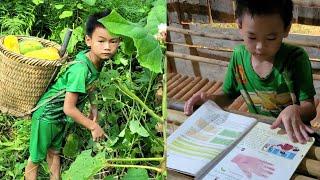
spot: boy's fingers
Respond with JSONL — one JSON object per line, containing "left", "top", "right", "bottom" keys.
{"left": 305, "top": 125, "right": 315, "bottom": 134}
{"left": 270, "top": 116, "right": 282, "bottom": 129}
{"left": 282, "top": 118, "right": 295, "bottom": 142}
{"left": 184, "top": 93, "right": 202, "bottom": 115}
{"left": 292, "top": 119, "right": 304, "bottom": 143}
{"left": 300, "top": 125, "right": 310, "bottom": 142}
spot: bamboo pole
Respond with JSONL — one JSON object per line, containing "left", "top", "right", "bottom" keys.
{"left": 291, "top": 174, "right": 317, "bottom": 180}
{"left": 228, "top": 96, "right": 244, "bottom": 110}
{"left": 238, "top": 102, "right": 248, "bottom": 112}
{"left": 181, "top": 78, "right": 209, "bottom": 101}
{"left": 292, "top": 0, "right": 320, "bottom": 8}
{"left": 167, "top": 26, "right": 320, "bottom": 49}
{"left": 173, "top": 77, "right": 202, "bottom": 100}
{"left": 166, "top": 51, "right": 229, "bottom": 67}
{"left": 230, "top": 0, "right": 320, "bottom": 9}
{"left": 168, "top": 75, "right": 188, "bottom": 92}
{"left": 168, "top": 73, "right": 176, "bottom": 80}
{"left": 166, "top": 42, "right": 234, "bottom": 52}
{"left": 167, "top": 42, "right": 320, "bottom": 62}
{"left": 297, "top": 158, "right": 320, "bottom": 177}
{"left": 197, "top": 81, "right": 215, "bottom": 95}
{"left": 168, "top": 73, "right": 182, "bottom": 86}
{"left": 167, "top": 26, "right": 242, "bottom": 41}
{"left": 306, "top": 146, "right": 320, "bottom": 160}
{"left": 206, "top": 81, "right": 223, "bottom": 95}
{"left": 168, "top": 77, "right": 194, "bottom": 97}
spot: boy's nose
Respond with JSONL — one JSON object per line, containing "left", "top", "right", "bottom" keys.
{"left": 256, "top": 42, "right": 263, "bottom": 51}
{"left": 104, "top": 42, "right": 111, "bottom": 50}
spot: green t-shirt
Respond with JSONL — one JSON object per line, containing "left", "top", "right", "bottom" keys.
{"left": 223, "top": 43, "right": 315, "bottom": 117}
{"left": 32, "top": 50, "right": 100, "bottom": 123}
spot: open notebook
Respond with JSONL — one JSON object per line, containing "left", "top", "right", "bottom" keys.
{"left": 167, "top": 100, "right": 314, "bottom": 180}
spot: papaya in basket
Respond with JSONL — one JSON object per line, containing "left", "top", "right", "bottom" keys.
{"left": 3, "top": 35, "right": 20, "bottom": 54}
{"left": 19, "top": 40, "right": 44, "bottom": 54}
{"left": 24, "top": 47, "right": 60, "bottom": 60}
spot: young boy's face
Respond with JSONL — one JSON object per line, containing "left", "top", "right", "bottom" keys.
{"left": 238, "top": 13, "right": 291, "bottom": 61}
{"left": 85, "top": 26, "right": 120, "bottom": 60}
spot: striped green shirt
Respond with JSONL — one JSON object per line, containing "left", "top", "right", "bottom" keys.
{"left": 223, "top": 43, "right": 315, "bottom": 117}
{"left": 32, "top": 50, "right": 99, "bottom": 123}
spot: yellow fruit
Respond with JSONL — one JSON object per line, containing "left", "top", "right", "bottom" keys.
{"left": 3, "top": 35, "right": 20, "bottom": 54}
{"left": 24, "top": 47, "right": 60, "bottom": 60}
{"left": 19, "top": 40, "right": 43, "bottom": 54}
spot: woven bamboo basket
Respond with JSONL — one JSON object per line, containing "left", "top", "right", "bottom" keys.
{"left": 0, "top": 35, "right": 68, "bottom": 117}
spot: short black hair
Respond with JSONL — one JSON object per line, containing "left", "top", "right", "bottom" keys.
{"left": 235, "top": 0, "right": 293, "bottom": 29}
{"left": 86, "top": 10, "right": 111, "bottom": 37}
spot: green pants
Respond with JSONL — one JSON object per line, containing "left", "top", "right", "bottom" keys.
{"left": 29, "top": 107, "right": 67, "bottom": 163}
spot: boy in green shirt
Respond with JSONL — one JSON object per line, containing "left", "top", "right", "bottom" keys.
{"left": 185, "top": 0, "right": 316, "bottom": 144}
{"left": 25, "top": 10, "right": 120, "bottom": 179}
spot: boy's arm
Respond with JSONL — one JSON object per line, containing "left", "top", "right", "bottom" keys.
{"left": 88, "top": 88, "right": 98, "bottom": 121}
{"left": 63, "top": 92, "right": 105, "bottom": 141}
{"left": 299, "top": 98, "right": 316, "bottom": 123}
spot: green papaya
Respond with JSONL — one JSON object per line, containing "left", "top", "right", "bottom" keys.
{"left": 19, "top": 40, "right": 43, "bottom": 54}
{"left": 24, "top": 47, "right": 60, "bottom": 60}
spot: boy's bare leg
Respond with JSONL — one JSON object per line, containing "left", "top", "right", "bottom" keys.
{"left": 25, "top": 158, "right": 39, "bottom": 180}
{"left": 47, "top": 149, "right": 60, "bottom": 180}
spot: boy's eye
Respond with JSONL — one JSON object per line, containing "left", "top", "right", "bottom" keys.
{"left": 267, "top": 38, "right": 276, "bottom": 41}
{"left": 111, "top": 39, "right": 120, "bottom": 43}
{"left": 98, "top": 40, "right": 104, "bottom": 43}
{"left": 248, "top": 37, "right": 256, "bottom": 40}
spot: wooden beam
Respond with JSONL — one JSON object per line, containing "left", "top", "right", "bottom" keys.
{"left": 230, "top": 0, "right": 320, "bottom": 8}
{"left": 167, "top": 26, "right": 320, "bottom": 48}
{"left": 166, "top": 51, "right": 229, "bottom": 67}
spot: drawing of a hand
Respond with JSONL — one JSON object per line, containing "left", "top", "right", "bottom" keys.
{"left": 231, "top": 154, "right": 275, "bottom": 178}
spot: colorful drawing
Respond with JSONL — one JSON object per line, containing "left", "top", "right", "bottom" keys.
{"left": 262, "top": 139, "right": 299, "bottom": 160}
{"left": 231, "top": 154, "right": 275, "bottom": 179}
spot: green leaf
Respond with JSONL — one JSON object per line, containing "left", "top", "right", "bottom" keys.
{"left": 145, "top": 0, "right": 166, "bottom": 35}
{"left": 82, "top": 0, "right": 96, "bottom": 6}
{"left": 119, "top": 128, "right": 126, "bottom": 137}
{"left": 99, "top": 10, "right": 163, "bottom": 73}
{"left": 123, "top": 168, "right": 149, "bottom": 180}
{"left": 63, "top": 133, "right": 79, "bottom": 158}
{"left": 101, "top": 85, "right": 117, "bottom": 100}
{"left": 77, "top": 3, "right": 83, "bottom": 9}
{"left": 107, "top": 113, "right": 118, "bottom": 124}
{"left": 104, "top": 176, "right": 115, "bottom": 180}
{"left": 62, "top": 150, "right": 105, "bottom": 179}
{"left": 114, "top": 53, "right": 128, "bottom": 66}
{"left": 121, "top": 37, "right": 135, "bottom": 56}
{"left": 59, "top": 11, "right": 73, "bottom": 19}
{"left": 54, "top": 4, "right": 65, "bottom": 10}
{"left": 60, "top": 26, "right": 84, "bottom": 53}
{"left": 32, "top": 0, "right": 44, "bottom": 5}
{"left": 129, "top": 120, "right": 149, "bottom": 137}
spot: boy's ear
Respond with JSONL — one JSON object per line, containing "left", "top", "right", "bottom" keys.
{"left": 85, "top": 35, "right": 91, "bottom": 47}
{"left": 236, "top": 18, "right": 242, "bottom": 29}
{"left": 236, "top": 18, "right": 244, "bottom": 36}
{"left": 284, "top": 21, "right": 292, "bottom": 38}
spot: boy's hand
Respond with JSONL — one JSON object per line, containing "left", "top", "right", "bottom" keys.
{"left": 91, "top": 123, "right": 106, "bottom": 142}
{"left": 90, "top": 117, "right": 107, "bottom": 142}
{"left": 271, "top": 104, "right": 314, "bottom": 144}
{"left": 184, "top": 92, "right": 208, "bottom": 115}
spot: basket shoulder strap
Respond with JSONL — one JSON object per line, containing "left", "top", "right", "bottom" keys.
{"left": 27, "top": 61, "right": 94, "bottom": 115}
